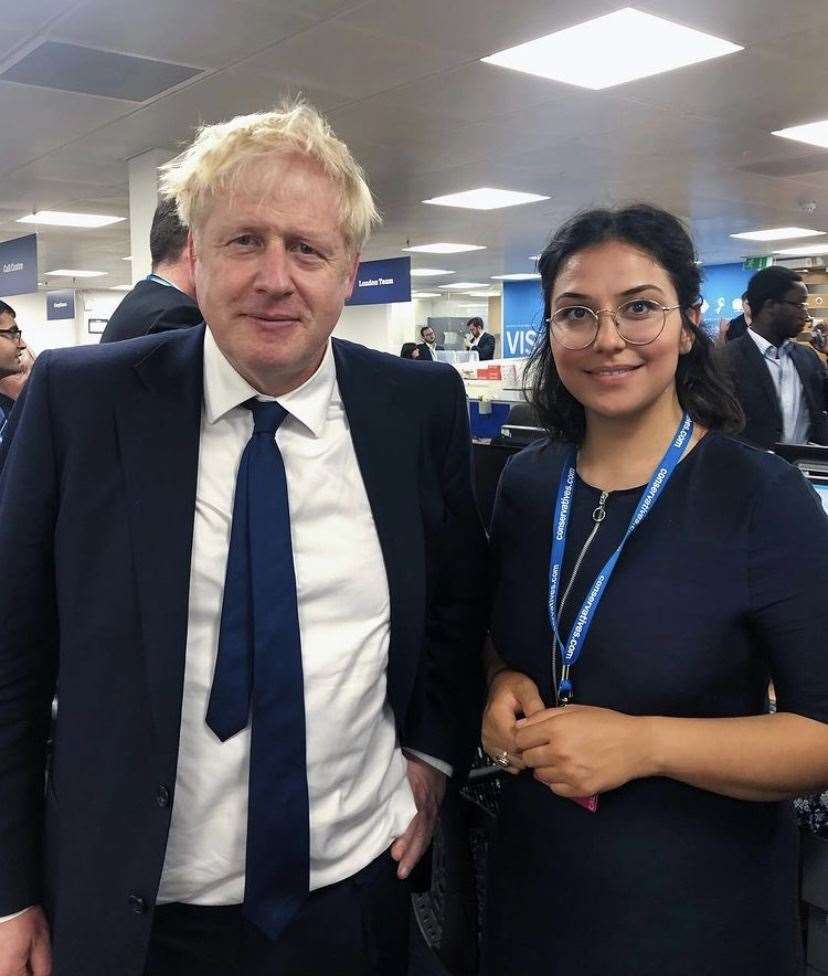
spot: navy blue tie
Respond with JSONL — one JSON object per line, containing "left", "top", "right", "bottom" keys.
{"left": 206, "top": 398, "right": 309, "bottom": 942}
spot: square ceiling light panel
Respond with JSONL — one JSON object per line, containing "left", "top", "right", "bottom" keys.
{"left": 44, "top": 269, "right": 106, "bottom": 277}
{"left": 18, "top": 210, "right": 125, "bottom": 228}
{"left": 482, "top": 8, "right": 742, "bottom": 90}
{"left": 491, "top": 273, "right": 541, "bottom": 281}
{"left": 439, "top": 282, "right": 488, "bottom": 290}
{"left": 775, "top": 244, "right": 828, "bottom": 257}
{"left": 731, "top": 228, "right": 825, "bottom": 242}
{"left": 403, "top": 243, "right": 486, "bottom": 254}
{"left": 409, "top": 268, "right": 455, "bottom": 277}
{"left": 1, "top": 41, "right": 202, "bottom": 101}
{"left": 423, "top": 188, "right": 549, "bottom": 210}
{"left": 773, "top": 119, "right": 828, "bottom": 150}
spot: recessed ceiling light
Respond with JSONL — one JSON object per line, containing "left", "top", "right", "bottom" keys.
{"left": 458, "top": 303, "right": 489, "bottom": 310}
{"left": 775, "top": 244, "right": 828, "bottom": 256}
{"left": 410, "top": 268, "right": 455, "bottom": 277}
{"left": 482, "top": 8, "right": 742, "bottom": 90}
{"left": 412, "top": 291, "right": 442, "bottom": 298}
{"left": 491, "top": 273, "right": 542, "bottom": 281}
{"left": 110, "top": 285, "right": 133, "bottom": 290}
{"left": 44, "top": 269, "right": 107, "bottom": 277}
{"left": 18, "top": 210, "right": 125, "bottom": 228}
{"left": 423, "top": 187, "right": 549, "bottom": 210}
{"left": 402, "top": 243, "right": 486, "bottom": 254}
{"left": 439, "top": 282, "right": 488, "bottom": 290}
{"left": 529, "top": 254, "right": 542, "bottom": 261}
{"left": 731, "top": 227, "right": 825, "bottom": 242}
{"left": 123, "top": 256, "right": 132, "bottom": 261}
{"left": 772, "top": 118, "right": 828, "bottom": 150}
{"left": 467, "top": 290, "right": 500, "bottom": 297}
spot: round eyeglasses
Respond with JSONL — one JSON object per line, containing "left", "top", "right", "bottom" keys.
{"left": 547, "top": 300, "right": 680, "bottom": 351}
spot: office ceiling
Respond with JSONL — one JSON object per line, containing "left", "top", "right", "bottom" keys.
{"left": 0, "top": 0, "right": 827, "bottom": 291}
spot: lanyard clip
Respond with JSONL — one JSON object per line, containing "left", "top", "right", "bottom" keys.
{"left": 559, "top": 666, "right": 573, "bottom": 706}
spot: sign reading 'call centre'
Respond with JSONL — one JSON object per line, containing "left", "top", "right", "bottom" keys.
{"left": 0, "top": 234, "right": 38, "bottom": 298}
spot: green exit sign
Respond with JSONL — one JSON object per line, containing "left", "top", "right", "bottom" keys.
{"left": 743, "top": 256, "right": 774, "bottom": 271}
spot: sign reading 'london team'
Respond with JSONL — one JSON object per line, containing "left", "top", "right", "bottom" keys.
{"left": 0, "top": 234, "right": 38, "bottom": 297}
{"left": 346, "top": 256, "right": 411, "bottom": 306}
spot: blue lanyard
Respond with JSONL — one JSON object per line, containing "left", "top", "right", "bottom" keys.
{"left": 547, "top": 413, "right": 693, "bottom": 702}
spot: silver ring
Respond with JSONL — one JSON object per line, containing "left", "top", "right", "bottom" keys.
{"left": 492, "top": 750, "right": 512, "bottom": 768}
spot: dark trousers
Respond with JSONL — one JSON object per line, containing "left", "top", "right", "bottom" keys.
{"left": 144, "top": 851, "right": 409, "bottom": 976}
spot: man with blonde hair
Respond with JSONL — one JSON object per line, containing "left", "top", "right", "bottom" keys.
{"left": 0, "top": 102, "right": 487, "bottom": 975}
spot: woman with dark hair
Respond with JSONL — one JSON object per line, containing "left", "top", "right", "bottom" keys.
{"left": 400, "top": 342, "right": 421, "bottom": 359}
{"left": 482, "top": 205, "right": 828, "bottom": 975}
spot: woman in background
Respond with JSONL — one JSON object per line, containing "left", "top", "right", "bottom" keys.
{"left": 483, "top": 205, "right": 828, "bottom": 975}
{"left": 400, "top": 342, "right": 421, "bottom": 359}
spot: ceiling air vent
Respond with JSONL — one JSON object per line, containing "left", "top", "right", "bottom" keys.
{"left": 0, "top": 41, "right": 202, "bottom": 102}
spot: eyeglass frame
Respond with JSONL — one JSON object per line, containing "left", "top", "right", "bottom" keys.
{"left": 545, "top": 301, "right": 682, "bottom": 350}
{"left": 0, "top": 326, "right": 23, "bottom": 343}
{"left": 775, "top": 299, "right": 810, "bottom": 313}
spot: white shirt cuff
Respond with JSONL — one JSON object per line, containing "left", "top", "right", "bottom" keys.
{"left": 404, "top": 748, "right": 453, "bottom": 778}
{"left": 0, "top": 907, "right": 34, "bottom": 924}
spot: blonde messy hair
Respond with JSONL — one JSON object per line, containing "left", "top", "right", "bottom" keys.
{"left": 158, "top": 100, "right": 380, "bottom": 252}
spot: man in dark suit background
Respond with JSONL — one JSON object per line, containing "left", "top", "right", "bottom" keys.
{"left": 719, "top": 266, "right": 828, "bottom": 449}
{"left": 415, "top": 324, "right": 443, "bottom": 361}
{"left": 465, "top": 316, "right": 495, "bottom": 360}
{"left": 0, "top": 101, "right": 486, "bottom": 976}
{"left": 100, "top": 198, "right": 202, "bottom": 343}
{"left": 724, "top": 290, "right": 751, "bottom": 342}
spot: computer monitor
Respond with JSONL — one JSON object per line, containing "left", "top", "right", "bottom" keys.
{"left": 812, "top": 482, "right": 828, "bottom": 515}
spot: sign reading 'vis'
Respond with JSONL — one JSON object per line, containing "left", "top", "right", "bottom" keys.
{"left": 0, "top": 234, "right": 38, "bottom": 297}
{"left": 47, "top": 289, "right": 76, "bottom": 320}
{"left": 346, "top": 256, "right": 411, "bottom": 306}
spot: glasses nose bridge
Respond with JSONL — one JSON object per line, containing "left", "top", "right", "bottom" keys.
{"left": 592, "top": 306, "right": 624, "bottom": 344}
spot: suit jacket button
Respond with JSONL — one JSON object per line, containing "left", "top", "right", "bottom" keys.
{"left": 156, "top": 786, "right": 171, "bottom": 808}
{"left": 128, "top": 894, "right": 147, "bottom": 914}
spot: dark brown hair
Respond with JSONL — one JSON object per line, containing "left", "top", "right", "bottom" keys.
{"left": 527, "top": 204, "right": 744, "bottom": 443}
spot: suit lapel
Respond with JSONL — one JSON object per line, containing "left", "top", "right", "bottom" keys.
{"left": 116, "top": 326, "right": 205, "bottom": 756}
{"left": 740, "top": 334, "right": 783, "bottom": 429}
{"left": 332, "top": 340, "right": 424, "bottom": 721}
{"left": 789, "top": 343, "right": 820, "bottom": 430}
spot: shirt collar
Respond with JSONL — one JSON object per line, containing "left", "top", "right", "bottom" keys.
{"left": 202, "top": 327, "right": 336, "bottom": 438}
{"left": 748, "top": 327, "right": 791, "bottom": 360}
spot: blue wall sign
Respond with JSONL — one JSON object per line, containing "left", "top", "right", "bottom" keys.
{"left": 47, "top": 289, "right": 75, "bottom": 320}
{"left": 0, "top": 234, "right": 38, "bottom": 297}
{"left": 502, "top": 279, "right": 543, "bottom": 358}
{"left": 700, "top": 262, "right": 752, "bottom": 337}
{"left": 346, "top": 256, "right": 411, "bottom": 306}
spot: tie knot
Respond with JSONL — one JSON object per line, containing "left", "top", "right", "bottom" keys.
{"left": 247, "top": 399, "right": 288, "bottom": 434}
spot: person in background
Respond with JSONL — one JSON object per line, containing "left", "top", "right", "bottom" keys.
{"left": 725, "top": 290, "right": 751, "bottom": 342}
{"left": 100, "top": 198, "right": 202, "bottom": 343}
{"left": 465, "top": 317, "right": 495, "bottom": 360}
{"left": 0, "top": 345, "right": 34, "bottom": 424}
{"left": 415, "top": 325, "right": 443, "bottom": 361}
{"left": 400, "top": 342, "right": 421, "bottom": 359}
{"left": 0, "top": 302, "right": 26, "bottom": 441}
{"left": 482, "top": 205, "right": 828, "bottom": 976}
{"left": 0, "top": 100, "right": 486, "bottom": 976}
{"left": 719, "top": 266, "right": 828, "bottom": 448}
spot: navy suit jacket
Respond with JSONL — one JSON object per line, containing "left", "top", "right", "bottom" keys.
{"left": 0, "top": 326, "right": 487, "bottom": 975}
{"left": 474, "top": 333, "right": 496, "bottom": 361}
{"left": 718, "top": 333, "right": 828, "bottom": 449}
{"left": 100, "top": 278, "right": 202, "bottom": 343}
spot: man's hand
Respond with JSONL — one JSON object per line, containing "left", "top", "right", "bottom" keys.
{"left": 391, "top": 755, "right": 447, "bottom": 880}
{"left": 482, "top": 670, "right": 546, "bottom": 775}
{"left": 515, "top": 704, "right": 654, "bottom": 797}
{"left": 0, "top": 907, "right": 51, "bottom": 976}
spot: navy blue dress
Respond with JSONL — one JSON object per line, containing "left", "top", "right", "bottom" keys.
{"left": 486, "top": 432, "right": 828, "bottom": 976}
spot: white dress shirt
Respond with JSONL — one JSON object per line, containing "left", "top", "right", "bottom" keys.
{"left": 747, "top": 328, "right": 810, "bottom": 444}
{"left": 157, "top": 329, "right": 418, "bottom": 905}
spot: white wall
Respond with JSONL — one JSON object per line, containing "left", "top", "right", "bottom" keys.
{"left": 0, "top": 288, "right": 130, "bottom": 353}
{"left": 334, "top": 301, "right": 415, "bottom": 355}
